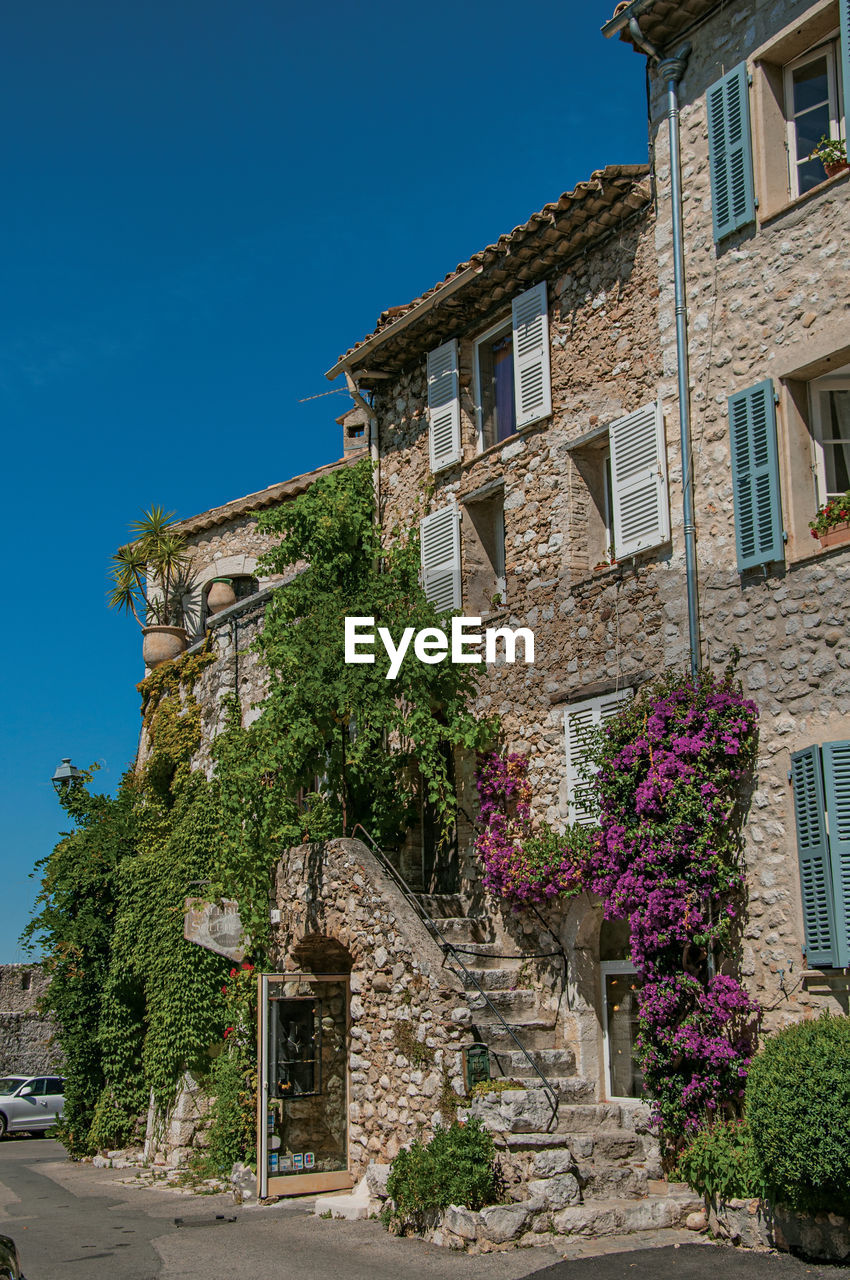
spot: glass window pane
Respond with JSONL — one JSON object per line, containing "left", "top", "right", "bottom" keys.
{"left": 797, "top": 156, "right": 827, "bottom": 193}
{"left": 793, "top": 56, "right": 829, "bottom": 114}
{"left": 824, "top": 441, "right": 850, "bottom": 497}
{"left": 795, "top": 101, "right": 831, "bottom": 158}
{"left": 605, "top": 973, "right": 643, "bottom": 1098}
{"left": 822, "top": 389, "right": 850, "bottom": 442}
{"left": 492, "top": 335, "right": 516, "bottom": 442}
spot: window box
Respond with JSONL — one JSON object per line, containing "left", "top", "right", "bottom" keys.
{"left": 818, "top": 520, "right": 850, "bottom": 548}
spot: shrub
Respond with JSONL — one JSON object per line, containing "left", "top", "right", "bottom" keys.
{"left": 386, "top": 1117, "right": 499, "bottom": 1228}
{"left": 677, "top": 1119, "right": 765, "bottom": 1202}
{"left": 746, "top": 1014, "right": 850, "bottom": 1215}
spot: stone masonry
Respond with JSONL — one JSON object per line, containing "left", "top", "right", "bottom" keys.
{"left": 0, "top": 964, "right": 63, "bottom": 1076}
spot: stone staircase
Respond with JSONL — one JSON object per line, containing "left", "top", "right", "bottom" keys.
{"left": 417, "top": 893, "right": 701, "bottom": 1244}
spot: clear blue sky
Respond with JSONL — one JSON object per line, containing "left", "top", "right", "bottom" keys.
{"left": 1, "top": 0, "right": 647, "bottom": 961}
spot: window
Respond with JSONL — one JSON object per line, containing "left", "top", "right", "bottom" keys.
{"left": 811, "top": 372, "right": 850, "bottom": 504}
{"left": 784, "top": 38, "right": 844, "bottom": 197}
{"left": 427, "top": 281, "right": 551, "bottom": 472}
{"left": 569, "top": 401, "right": 669, "bottom": 571}
{"left": 791, "top": 740, "right": 850, "bottom": 968}
{"left": 754, "top": 354, "right": 850, "bottom": 562}
{"left": 564, "top": 688, "right": 632, "bottom": 824}
{"left": 748, "top": 4, "right": 850, "bottom": 220}
{"left": 461, "top": 487, "right": 506, "bottom": 613}
{"left": 474, "top": 320, "right": 516, "bottom": 450}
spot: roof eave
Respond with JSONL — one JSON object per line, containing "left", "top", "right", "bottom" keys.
{"left": 601, "top": 0, "right": 659, "bottom": 40}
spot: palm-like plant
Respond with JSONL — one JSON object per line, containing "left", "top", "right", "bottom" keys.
{"left": 109, "top": 506, "right": 193, "bottom": 629}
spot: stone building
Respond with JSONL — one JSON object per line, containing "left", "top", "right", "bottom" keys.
{"left": 132, "top": 0, "right": 850, "bottom": 1241}
{"left": 0, "top": 964, "right": 63, "bottom": 1076}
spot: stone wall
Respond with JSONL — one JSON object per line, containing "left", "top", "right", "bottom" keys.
{"left": 642, "top": 0, "right": 850, "bottom": 1026}
{"left": 0, "top": 964, "right": 63, "bottom": 1075}
{"left": 270, "top": 839, "right": 473, "bottom": 1179}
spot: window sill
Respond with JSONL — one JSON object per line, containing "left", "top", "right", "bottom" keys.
{"left": 462, "top": 416, "right": 551, "bottom": 472}
{"left": 787, "top": 533, "right": 850, "bottom": 568}
{"left": 758, "top": 167, "right": 849, "bottom": 227}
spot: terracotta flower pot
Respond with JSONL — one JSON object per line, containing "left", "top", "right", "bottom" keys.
{"left": 143, "top": 625, "right": 188, "bottom": 668}
{"left": 818, "top": 522, "right": 850, "bottom": 550}
{"left": 206, "top": 578, "right": 237, "bottom": 616}
{"left": 824, "top": 160, "right": 849, "bottom": 178}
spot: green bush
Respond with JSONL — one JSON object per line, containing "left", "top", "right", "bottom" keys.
{"left": 386, "top": 1117, "right": 499, "bottom": 1227}
{"left": 677, "top": 1120, "right": 765, "bottom": 1202}
{"left": 746, "top": 1013, "right": 850, "bottom": 1215}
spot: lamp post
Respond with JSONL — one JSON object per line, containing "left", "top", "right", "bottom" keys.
{"left": 51, "top": 758, "right": 83, "bottom": 794}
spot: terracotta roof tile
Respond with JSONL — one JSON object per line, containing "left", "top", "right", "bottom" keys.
{"left": 173, "top": 452, "right": 365, "bottom": 536}
{"left": 602, "top": 0, "right": 722, "bottom": 52}
{"left": 330, "top": 164, "right": 651, "bottom": 378}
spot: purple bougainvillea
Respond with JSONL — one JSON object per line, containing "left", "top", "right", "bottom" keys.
{"left": 474, "top": 668, "right": 762, "bottom": 1142}
{"left": 474, "top": 753, "right": 588, "bottom": 907}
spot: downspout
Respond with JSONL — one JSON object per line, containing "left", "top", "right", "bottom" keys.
{"left": 630, "top": 20, "right": 701, "bottom": 681}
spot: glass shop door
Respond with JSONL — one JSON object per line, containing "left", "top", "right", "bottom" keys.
{"left": 258, "top": 973, "right": 353, "bottom": 1198}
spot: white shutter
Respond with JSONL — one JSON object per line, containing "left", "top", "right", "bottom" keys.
{"left": 420, "top": 505, "right": 461, "bottom": 613}
{"left": 565, "top": 689, "right": 631, "bottom": 825}
{"left": 609, "top": 400, "right": 669, "bottom": 559}
{"left": 512, "top": 283, "right": 551, "bottom": 428}
{"left": 427, "top": 340, "right": 461, "bottom": 472}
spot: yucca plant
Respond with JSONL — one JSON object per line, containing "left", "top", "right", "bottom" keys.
{"left": 108, "top": 506, "right": 192, "bottom": 629}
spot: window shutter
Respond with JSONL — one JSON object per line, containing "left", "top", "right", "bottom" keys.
{"left": 511, "top": 283, "right": 551, "bottom": 429}
{"left": 728, "top": 380, "right": 784, "bottom": 572}
{"left": 565, "top": 689, "right": 631, "bottom": 825}
{"left": 841, "top": 0, "right": 850, "bottom": 143}
{"left": 791, "top": 746, "right": 837, "bottom": 969}
{"left": 427, "top": 340, "right": 461, "bottom": 472}
{"left": 706, "top": 63, "right": 755, "bottom": 242}
{"left": 824, "top": 741, "right": 850, "bottom": 967}
{"left": 420, "top": 505, "right": 461, "bottom": 613}
{"left": 609, "top": 400, "right": 669, "bottom": 559}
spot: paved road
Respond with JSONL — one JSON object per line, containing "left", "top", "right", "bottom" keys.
{"left": 0, "top": 1135, "right": 839, "bottom": 1280}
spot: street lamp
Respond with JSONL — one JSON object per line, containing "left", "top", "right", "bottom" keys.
{"left": 51, "top": 758, "right": 83, "bottom": 794}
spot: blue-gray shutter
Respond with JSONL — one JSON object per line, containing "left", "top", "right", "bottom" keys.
{"left": 824, "top": 741, "right": 850, "bottom": 967}
{"left": 728, "top": 380, "right": 784, "bottom": 572}
{"left": 841, "top": 0, "right": 850, "bottom": 145}
{"left": 791, "top": 746, "right": 837, "bottom": 968}
{"left": 706, "top": 63, "right": 756, "bottom": 242}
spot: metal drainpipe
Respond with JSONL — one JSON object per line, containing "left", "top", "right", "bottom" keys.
{"left": 630, "top": 20, "right": 701, "bottom": 681}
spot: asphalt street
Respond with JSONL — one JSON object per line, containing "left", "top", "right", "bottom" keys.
{"left": 0, "top": 1135, "right": 840, "bottom": 1280}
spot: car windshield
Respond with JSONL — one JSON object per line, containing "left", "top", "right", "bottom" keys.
{"left": 0, "top": 1078, "right": 26, "bottom": 1094}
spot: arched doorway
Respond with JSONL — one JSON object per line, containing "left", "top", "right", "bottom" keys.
{"left": 599, "top": 918, "right": 643, "bottom": 1101}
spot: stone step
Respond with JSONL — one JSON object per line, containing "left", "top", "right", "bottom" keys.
{"left": 468, "top": 987, "right": 538, "bottom": 1016}
{"left": 444, "top": 943, "right": 518, "bottom": 970}
{"left": 432, "top": 917, "right": 494, "bottom": 945}
{"left": 489, "top": 1046, "right": 577, "bottom": 1078}
{"left": 471, "top": 1019, "right": 558, "bottom": 1051}
{"left": 551, "top": 1191, "right": 702, "bottom": 1238}
{"left": 416, "top": 893, "right": 467, "bottom": 918}
{"left": 461, "top": 966, "right": 522, "bottom": 990}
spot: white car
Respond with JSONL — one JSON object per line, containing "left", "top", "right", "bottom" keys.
{"left": 0, "top": 1077, "right": 64, "bottom": 1138}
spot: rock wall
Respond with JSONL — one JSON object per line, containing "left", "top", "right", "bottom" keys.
{"left": 270, "top": 839, "right": 474, "bottom": 1178}
{"left": 0, "top": 965, "right": 63, "bottom": 1075}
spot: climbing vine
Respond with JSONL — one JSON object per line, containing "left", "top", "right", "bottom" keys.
{"left": 211, "top": 458, "right": 496, "bottom": 946}
{"left": 474, "top": 667, "right": 761, "bottom": 1143}
{"left": 26, "top": 459, "right": 494, "bottom": 1164}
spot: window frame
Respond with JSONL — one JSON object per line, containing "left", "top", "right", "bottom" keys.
{"left": 809, "top": 372, "right": 850, "bottom": 506}
{"left": 783, "top": 35, "right": 843, "bottom": 199}
{"left": 473, "top": 315, "right": 516, "bottom": 453}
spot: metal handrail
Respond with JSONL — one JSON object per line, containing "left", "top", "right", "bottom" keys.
{"left": 349, "top": 824, "right": 559, "bottom": 1132}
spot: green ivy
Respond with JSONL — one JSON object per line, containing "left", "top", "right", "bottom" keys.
{"left": 26, "top": 459, "right": 493, "bottom": 1167}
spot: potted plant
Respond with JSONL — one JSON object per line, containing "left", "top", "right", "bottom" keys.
{"left": 809, "top": 489, "right": 850, "bottom": 550}
{"left": 808, "top": 134, "right": 848, "bottom": 178}
{"left": 109, "top": 507, "right": 194, "bottom": 667}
